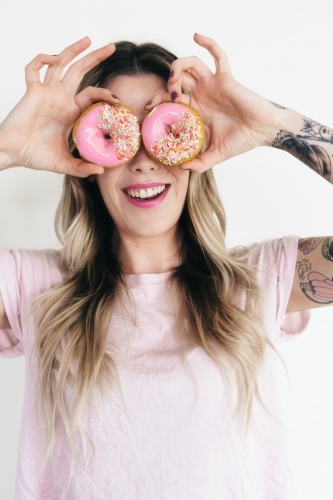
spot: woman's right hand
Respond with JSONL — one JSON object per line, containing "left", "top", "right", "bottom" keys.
{"left": 0, "top": 37, "right": 118, "bottom": 177}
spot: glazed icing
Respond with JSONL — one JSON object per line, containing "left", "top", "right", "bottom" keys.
{"left": 73, "top": 103, "right": 140, "bottom": 167}
{"left": 141, "top": 102, "right": 204, "bottom": 166}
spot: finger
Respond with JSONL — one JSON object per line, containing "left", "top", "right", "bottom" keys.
{"left": 179, "top": 148, "right": 226, "bottom": 173}
{"left": 25, "top": 54, "right": 59, "bottom": 86}
{"left": 166, "top": 71, "right": 197, "bottom": 104}
{"left": 144, "top": 90, "right": 191, "bottom": 110}
{"left": 61, "top": 43, "right": 116, "bottom": 93}
{"left": 193, "top": 33, "right": 232, "bottom": 75}
{"left": 74, "top": 86, "right": 119, "bottom": 114}
{"left": 144, "top": 71, "right": 197, "bottom": 108}
{"left": 167, "top": 57, "right": 212, "bottom": 104}
{"left": 43, "top": 36, "right": 92, "bottom": 84}
{"left": 169, "top": 55, "right": 212, "bottom": 83}
{"left": 55, "top": 155, "right": 105, "bottom": 178}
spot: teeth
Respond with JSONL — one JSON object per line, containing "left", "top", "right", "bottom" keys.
{"left": 127, "top": 185, "right": 166, "bottom": 199}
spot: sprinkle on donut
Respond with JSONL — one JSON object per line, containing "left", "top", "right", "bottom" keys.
{"left": 97, "top": 104, "right": 141, "bottom": 161}
{"left": 151, "top": 111, "right": 203, "bottom": 166}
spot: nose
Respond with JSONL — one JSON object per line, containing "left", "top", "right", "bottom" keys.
{"left": 128, "top": 144, "right": 160, "bottom": 173}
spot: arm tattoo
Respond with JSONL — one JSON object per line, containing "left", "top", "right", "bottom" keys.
{"left": 270, "top": 101, "right": 287, "bottom": 110}
{"left": 301, "top": 119, "right": 333, "bottom": 144}
{"left": 272, "top": 119, "right": 333, "bottom": 181}
{"left": 296, "top": 259, "right": 311, "bottom": 281}
{"left": 297, "top": 237, "right": 333, "bottom": 304}
{"left": 298, "top": 237, "right": 323, "bottom": 254}
{"left": 300, "top": 271, "right": 333, "bottom": 304}
{"left": 322, "top": 237, "right": 333, "bottom": 261}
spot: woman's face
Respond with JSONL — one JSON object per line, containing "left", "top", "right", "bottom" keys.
{"left": 95, "top": 74, "right": 190, "bottom": 242}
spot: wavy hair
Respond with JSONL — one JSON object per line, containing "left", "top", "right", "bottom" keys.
{"left": 32, "top": 40, "right": 270, "bottom": 469}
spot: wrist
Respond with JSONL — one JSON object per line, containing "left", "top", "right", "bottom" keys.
{"left": 267, "top": 105, "right": 333, "bottom": 184}
{"left": 264, "top": 107, "right": 303, "bottom": 148}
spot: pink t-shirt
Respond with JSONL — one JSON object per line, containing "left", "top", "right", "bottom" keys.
{"left": 0, "top": 236, "right": 309, "bottom": 499}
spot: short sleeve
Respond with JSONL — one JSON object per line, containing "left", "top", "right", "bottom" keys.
{"left": 0, "top": 248, "right": 63, "bottom": 358}
{"left": 245, "top": 235, "right": 310, "bottom": 342}
{"left": 0, "top": 250, "right": 24, "bottom": 357}
{"left": 274, "top": 236, "right": 310, "bottom": 340}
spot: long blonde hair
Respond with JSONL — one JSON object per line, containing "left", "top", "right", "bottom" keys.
{"left": 32, "top": 41, "right": 269, "bottom": 468}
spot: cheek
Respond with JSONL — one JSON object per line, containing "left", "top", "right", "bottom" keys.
{"left": 165, "top": 165, "right": 190, "bottom": 187}
{"left": 175, "top": 171, "right": 190, "bottom": 198}
{"left": 96, "top": 170, "right": 122, "bottom": 199}
{"left": 95, "top": 181, "right": 121, "bottom": 221}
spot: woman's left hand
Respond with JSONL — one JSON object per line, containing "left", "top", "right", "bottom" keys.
{"left": 145, "top": 34, "right": 286, "bottom": 173}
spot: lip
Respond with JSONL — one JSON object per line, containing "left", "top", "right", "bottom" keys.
{"left": 123, "top": 185, "right": 170, "bottom": 208}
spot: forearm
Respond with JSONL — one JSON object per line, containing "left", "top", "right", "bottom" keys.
{"left": 268, "top": 106, "right": 333, "bottom": 184}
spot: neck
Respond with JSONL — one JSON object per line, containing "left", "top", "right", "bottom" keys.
{"left": 118, "top": 227, "right": 182, "bottom": 274}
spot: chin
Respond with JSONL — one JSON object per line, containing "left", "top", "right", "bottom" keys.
{"left": 132, "top": 227, "right": 171, "bottom": 239}
{"left": 128, "top": 220, "right": 178, "bottom": 239}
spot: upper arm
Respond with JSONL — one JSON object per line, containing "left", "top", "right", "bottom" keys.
{"left": 0, "top": 291, "right": 10, "bottom": 329}
{"left": 287, "top": 236, "right": 333, "bottom": 313}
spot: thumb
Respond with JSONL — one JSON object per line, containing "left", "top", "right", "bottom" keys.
{"left": 55, "top": 156, "right": 105, "bottom": 177}
{"left": 179, "top": 149, "right": 226, "bottom": 173}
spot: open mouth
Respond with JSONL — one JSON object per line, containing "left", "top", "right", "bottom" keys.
{"left": 125, "top": 184, "right": 168, "bottom": 202}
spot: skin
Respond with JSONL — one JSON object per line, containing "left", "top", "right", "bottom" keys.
{"left": 95, "top": 74, "right": 190, "bottom": 274}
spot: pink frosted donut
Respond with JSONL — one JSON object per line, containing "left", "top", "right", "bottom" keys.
{"left": 141, "top": 102, "right": 205, "bottom": 167}
{"left": 72, "top": 102, "right": 141, "bottom": 168}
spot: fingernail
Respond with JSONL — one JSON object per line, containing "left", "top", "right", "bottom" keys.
{"left": 112, "top": 94, "right": 119, "bottom": 100}
{"left": 169, "top": 70, "right": 174, "bottom": 80}
{"left": 171, "top": 91, "right": 178, "bottom": 101}
{"left": 145, "top": 100, "right": 152, "bottom": 107}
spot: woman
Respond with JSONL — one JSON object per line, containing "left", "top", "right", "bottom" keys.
{"left": 0, "top": 34, "right": 331, "bottom": 499}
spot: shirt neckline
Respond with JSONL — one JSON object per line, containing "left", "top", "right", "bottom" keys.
{"left": 122, "top": 271, "right": 172, "bottom": 286}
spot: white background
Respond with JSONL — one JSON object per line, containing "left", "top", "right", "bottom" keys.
{"left": 0, "top": 0, "right": 333, "bottom": 498}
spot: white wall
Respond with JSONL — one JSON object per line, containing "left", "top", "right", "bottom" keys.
{"left": 0, "top": 0, "right": 333, "bottom": 498}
